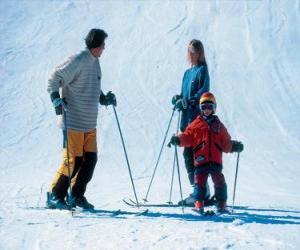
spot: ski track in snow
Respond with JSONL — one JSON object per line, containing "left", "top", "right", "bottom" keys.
{"left": 1, "top": 0, "right": 300, "bottom": 249}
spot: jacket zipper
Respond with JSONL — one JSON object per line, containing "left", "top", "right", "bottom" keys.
{"left": 208, "top": 126, "right": 212, "bottom": 162}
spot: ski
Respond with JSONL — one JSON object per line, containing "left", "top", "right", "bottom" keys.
{"left": 76, "top": 208, "right": 149, "bottom": 217}
{"left": 78, "top": 208, "right": 122, "bottom": 216}
{"left": 122, "top": 198, "right": 138, "bottom": 207}
{"left": 192, "top": 208, "right": 233, "bottom": 217}
{"left": 135, "top": 209, "right": 149, "bottom": 216}
{"left": 123, "top": 198, "right": 217, "bottom": 208}
{"left": 26, "top": 206, "right": 76, "bottom": 212}
{"left": 215, "top": 210, "right": 232, "bottom": 216}
{"left": 123, "top": 198, "right": 191, "bottom": 208}
{"left": 25, "top": 206, "right": 148, "bottom": 217}
{"left": 192, "top": 208, "right": 216, "bottom": 217}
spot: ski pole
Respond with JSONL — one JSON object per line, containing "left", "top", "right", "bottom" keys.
{"left": 167, "top": 153, "right": 176, "bottom": 205}
{"left": 143, "top": 108, "right": 176, "bottom": 202}
{"left": 174, "top": 112, "right": 184, "bottom": 212}
{"left": 232, "top": 152, "right": 241, "bottom": 213}
{"left": 167, "top": 111, "right": 181, "bottom": 204}
{"left": 62, "top": 102, "right": 73, "bottom": 209}
{"left": 112, "top": 105, "right": 140, "bottom": 207}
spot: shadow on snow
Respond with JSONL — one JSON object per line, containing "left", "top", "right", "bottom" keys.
{"left": 73, "top": 206, "right": 300, "bottom": 225}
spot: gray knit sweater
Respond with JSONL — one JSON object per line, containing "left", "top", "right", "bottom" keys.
{"left": 47, "top": 49, "right": 102, "bottom": 131}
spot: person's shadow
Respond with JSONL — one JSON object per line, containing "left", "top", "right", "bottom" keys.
{"left": 74, "top": 206, "right": 300, "bottom": 225}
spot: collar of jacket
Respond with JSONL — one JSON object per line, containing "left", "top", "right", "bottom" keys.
{"left": 190, "top": 62, "right": 206, "bottom": 69}
{"left": 200, "top": 114, "right": 216, "bottom": 125}
{"left": 199, "top": 115, "right": 222, "bottom": 133}
{"left": 86, "top": 49, "right": 98, "bottom": 61}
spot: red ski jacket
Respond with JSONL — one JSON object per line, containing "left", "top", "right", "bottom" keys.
{"left": 178, "top": 115, "right": 232, "bottom": 167}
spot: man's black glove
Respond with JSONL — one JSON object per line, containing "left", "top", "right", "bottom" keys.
{"left": 99, "top": 91, "right": 117, "bottom": 106}
{"left": 106, "top": 91, "right": 117, "bottom": 106}
{"left": 171, "top": 94, "right": 181, "bottom": 105}
{"left": 50, "top": 92, "right": 67, "bottom": 115}
{"left": 168, "top": 135, "right": 180, "bottom": 147}
{"left": 231, "top": 140, "right": 244, "bottom": 153}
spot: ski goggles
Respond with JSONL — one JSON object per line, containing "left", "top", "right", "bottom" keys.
{"left": 200, "top": 103, "right": 216, "bottom": 111}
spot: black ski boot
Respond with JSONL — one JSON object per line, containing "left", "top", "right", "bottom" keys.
{"left": 217, "top": 201, "right": 230, "bottom": 214}
{"left": 71, "top": 196, "right": 94, "bottom": 210}
{"left": 204, "top": 195, "right": 217, "bottom": 206}
{"left": 46, "top": 192, "right": 68, "bottom": 210}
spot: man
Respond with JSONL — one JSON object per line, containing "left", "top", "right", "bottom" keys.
{"left": 46, "top": 28, "right": 116, "bottom": 210}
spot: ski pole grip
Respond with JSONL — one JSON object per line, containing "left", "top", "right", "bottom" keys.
{"left": 62, "top": 98, "right": 68, "bottom": 112}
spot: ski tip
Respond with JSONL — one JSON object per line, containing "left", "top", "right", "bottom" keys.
{"left": 122, "top": 198, "right": 135, "bottom": 207}
{"left": 137, "top": 209, "right": 149, "bottom": 216}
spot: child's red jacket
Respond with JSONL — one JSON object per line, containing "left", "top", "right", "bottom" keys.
{"left": 178, "top": 115, "right": 233, "bottom": 167}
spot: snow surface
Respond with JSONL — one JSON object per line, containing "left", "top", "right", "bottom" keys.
{"left": 1, "top": 0, "right": 300, "bottom": 249}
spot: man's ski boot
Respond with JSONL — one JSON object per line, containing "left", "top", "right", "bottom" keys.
{"left": 46, "top": 192, "right": 69, "bottom": 210}
{"left": 71, "top": 196, "right": 94, "bottom": 210}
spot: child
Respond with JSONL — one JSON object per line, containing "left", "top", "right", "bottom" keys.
{"left": 169, "top": 92, "right": 243, "bottom": 213}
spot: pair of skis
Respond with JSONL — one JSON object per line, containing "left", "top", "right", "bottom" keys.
{"left": 123, "top": 198, "right": 225, "bottom": 217}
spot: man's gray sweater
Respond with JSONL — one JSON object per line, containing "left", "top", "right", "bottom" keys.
{"left": 47, "top": 49, "right": 102, "bottom": 132}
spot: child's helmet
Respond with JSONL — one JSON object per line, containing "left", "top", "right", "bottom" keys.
{"left": 200, "top": 92, "right": 216, "bottom": 105}
{"left": 199, "top": 92, "right": 217, "bottom": 113}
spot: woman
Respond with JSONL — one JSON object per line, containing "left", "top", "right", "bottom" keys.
{"left": 172, "top": 39, "right": 211, "bottom": 206}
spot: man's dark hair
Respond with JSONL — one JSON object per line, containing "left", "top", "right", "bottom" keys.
{"left": 85, "top": 29, "right": 108, "bottom": 49}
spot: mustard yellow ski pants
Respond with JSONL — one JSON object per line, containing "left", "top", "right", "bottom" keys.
{"left": 50, "top": 129, "right": 98, "bottom": 199}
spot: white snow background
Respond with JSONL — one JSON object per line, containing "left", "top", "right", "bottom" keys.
{"left": 0, "top": 0, "right": 300, "bottom": 249}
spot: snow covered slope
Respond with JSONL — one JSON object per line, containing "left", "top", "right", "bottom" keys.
{"left": 0, "top": 0, "right": 300, "bottom": 249}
